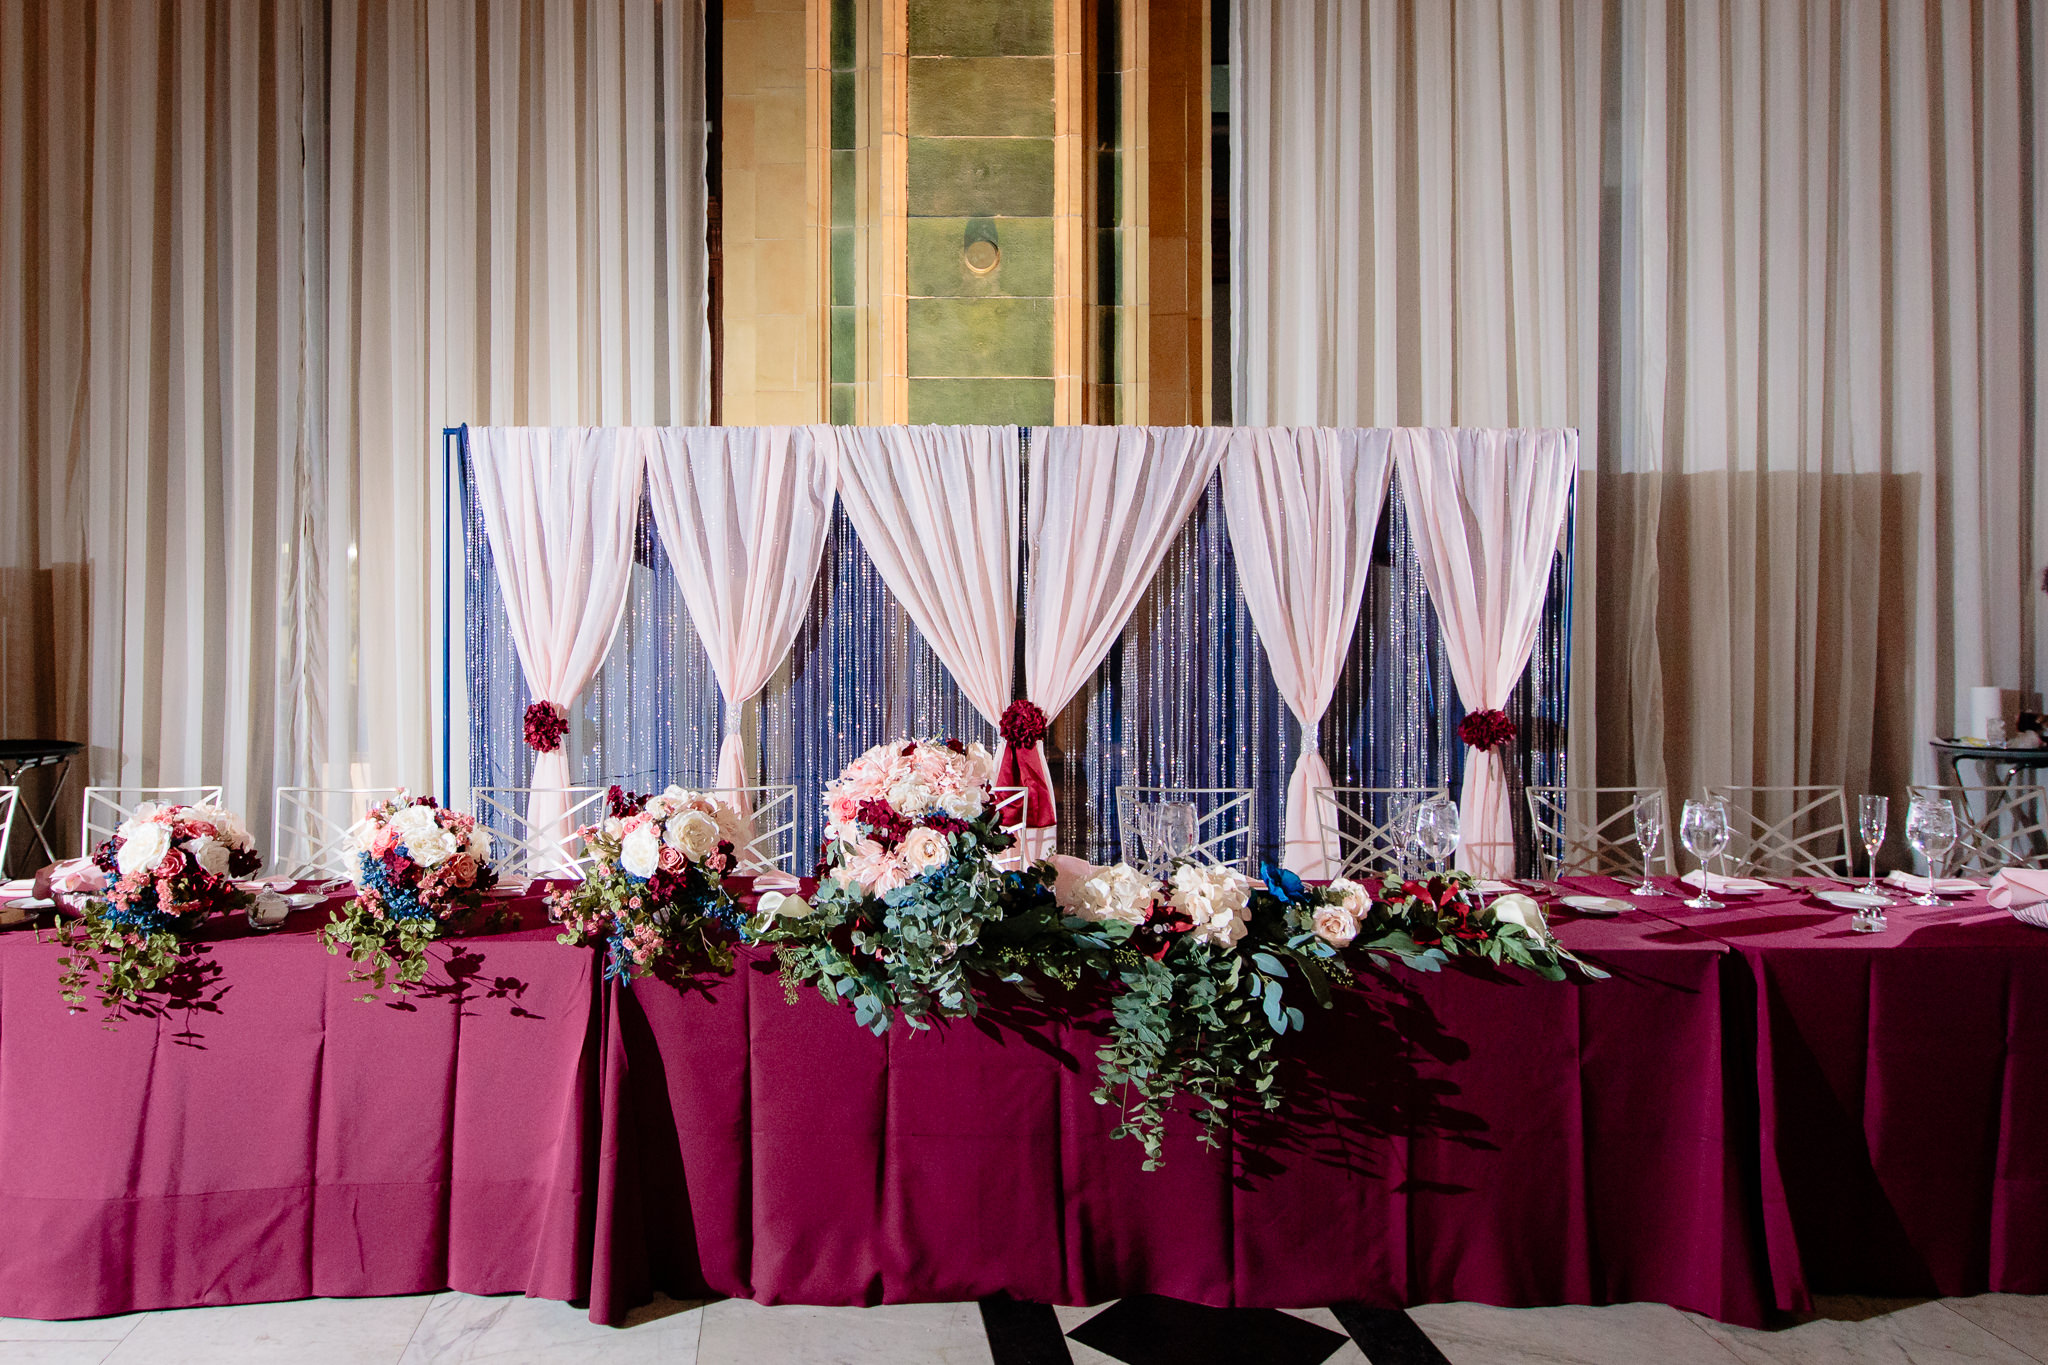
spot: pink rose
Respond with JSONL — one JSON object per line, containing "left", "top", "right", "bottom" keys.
{"left": 658, "top": 844, "right": 686, "bottom": 873}
{"left": 1312, "top": 905, "right": 1359, "bottom": 947}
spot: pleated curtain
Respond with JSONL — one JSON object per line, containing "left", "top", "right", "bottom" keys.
{"left": 0, "top": 0, "right": 709, "bottom": 853}
{"left": 1234, "top": 0, "right": 2047, "bottom": 821}
{"left": 643, "top": 426, "right": 840, "bottom": 811}
{"left": 1220, "top": 427, "right": 1393, "bottom": 879}
{"left": 1019, "top": 426, "right": 1232, "bottom": 858}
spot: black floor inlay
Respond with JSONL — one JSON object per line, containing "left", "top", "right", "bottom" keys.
{"left": 1329, "top": 1302, "right": 1453, "bottom": 1365}
{"left": 1065, "top": 1294, "right": 1350, "bottom": 1365}
{"left": 979, "top": 1293, "right": 1074, "bottom": 1365}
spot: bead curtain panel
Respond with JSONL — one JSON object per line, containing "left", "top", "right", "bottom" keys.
{"left": 1233, "top": 0, "right": 2047, "bottom": 810}
{"left": 0, "top": 0, "right": 710, "bottom": 852}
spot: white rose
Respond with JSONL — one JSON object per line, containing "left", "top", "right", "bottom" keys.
{"left": 1311, "top": 905, "right": 1359, "bottom": 947}
{"left": 666, "top": 809, "right": 721, "bottom": 861}
{"left": 1326, "top": 877, "right": 1371, "bottom": 917}
{"left": 757, "top": 890, "right": 813, "bottom": 919}
{"left": 468, "top": 827, "right": 492, "bottom": 860}
{"left": 1173, "top": 864, "right": 1250, "bottom": 948}
{"left": 389, "top": 805, "right": 440, "bottom": 843}
{"left": 619, "top": 825, "right": 662, "bottom": 879}
{"left": 603, "top": 816, "right": 627, "bottom": 840}
{"left": 407, "top": 828, "right": 458, "bottom": 868}
{"left": 936, "top": 788, "right": 984, "bottom": 821}
{"left": 898, "top": 826, "right": 952, "bottom": 875}
{"left": 189, "top": 835, "right": 232, "bottom": 879}
{"left": 886, "top": 777, "right": 935, "bottom": 816}
{"left": 116, "top": 821, "right": 172, "bottom": 876}
{"left": 1490, "top": 892, "right": 1548, "bottom": 939}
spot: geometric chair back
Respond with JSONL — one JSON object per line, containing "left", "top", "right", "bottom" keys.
{"left": 1115, "top": 785, "right": 1256, "bottom": 873}
{"left": 0, "top": 786, "right": 16, "bottom": 875}
{"left": 1525, "top": 785, "right": 1672, "bottom": 880}
{"left": 1909, "top": 783, "right": 2048, "bottom": 875}
{"left": 702, "top": 784, "right": 800, "bottom": 874}
{"left": 271, "top": 787, "right": 403, "bottom": 881}
{"left": 79, "top": 785, "right": 225, "bottom": 860}
{"left": 469, "top": 786, "right": 610, "bottom": 879}
{"left": 1312, "top": 785, "right": 1451, "bottom": 880}
{"left": 1705, "top": 784, "right": 1852, "bottom": 878}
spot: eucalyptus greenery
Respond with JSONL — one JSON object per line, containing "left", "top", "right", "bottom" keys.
{"left": 56, "top": 906, "right": 206, "bottom": 1020}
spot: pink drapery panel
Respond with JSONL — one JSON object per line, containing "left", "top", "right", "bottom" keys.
{"left": 1221, "top": 428, "right": 1394, "bottom": 877}
{"left": 1019, "top": 426, "right": 1232, "bottom": 857}
{"left": 643, "top": 426, "right": 838, "bottom": 814}
{"left": 1395, "top": 428, "right": 1576, "bottom": 878}
{"left": 833, "top": 426, "right": 1018, "bottom": 730}
{"left": 470, "top": 427, "right": 646, "bottom": 842}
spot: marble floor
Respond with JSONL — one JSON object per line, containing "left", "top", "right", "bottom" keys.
{"left": 1, "top": 1290, "right": 2044, "bottom": 1364}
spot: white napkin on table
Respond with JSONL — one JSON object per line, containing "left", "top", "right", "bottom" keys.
{"left": 1884, "top": 871, "right": 1981, "bottom": 896}
{"left": 1678, "top": 869, "right": 1775, "bottom": 894}
{"left": 1988, "top": 869, "right": 2048, "bottom": 911}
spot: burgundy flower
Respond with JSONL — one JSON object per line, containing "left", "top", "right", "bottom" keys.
{"left": 523, "top": 700, "right": 569, "bottom": 753}
{"left": 856, "top": 797, "right": 913, "bottom": 847}
{"left": 1456, "top": 708, "right": 1517, "bottom": 752}
{"left": 1000, "top": 699, "right": 1049, "bottom": 748}
{"left": 922, "top": 813, "right": 970, "bottom": 836}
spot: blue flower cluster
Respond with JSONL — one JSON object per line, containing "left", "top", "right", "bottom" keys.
{"left": 356, "top": 851, "right": 431, "bottom": 922}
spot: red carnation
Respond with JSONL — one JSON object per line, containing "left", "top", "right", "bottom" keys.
{"left": 1456, "top": 708, "right": 1517, "bottom": 752}
{"left": 1000, "top": 699, "right": 1049, "bottom": 748}
{"left": 523, "top": 700, "right": 569, "bottom": 753}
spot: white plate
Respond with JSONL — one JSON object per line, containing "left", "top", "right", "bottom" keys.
{"left": 283, "top": 892, "right": 326, "bottom": 910}
{"left": 1559, "top": 894, "right": 1630, "bottom": 916}
{"left": 4, "top": 897, "right": 54, "bottom": 912}
{"left": 1816, "top": 889, "right": 1888, "bottom": 910}
{"left": 486, "top": 877, "right": 533, "bottom": 898}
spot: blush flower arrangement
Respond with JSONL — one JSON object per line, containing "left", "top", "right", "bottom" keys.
{"left": 754, "top": 737, "right": 1041, "bottom": 1032}
{"left": 320, "top": 794, "right": 507, "bottom": 999}
{"left": 1056, "top": 859, "right": 1602, "bottom": 1167}
{"left": 547, "top": 785, "right": 749, "bottom": 982}
{"left": 57, "top": 802, "right": 271, "bottom": 1017}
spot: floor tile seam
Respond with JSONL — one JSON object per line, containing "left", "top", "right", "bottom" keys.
{"left": 393, "top": 1291, "right": 442, "bottom": 1365}
{"left": 1936, "top": 1299, "right": 2048, "bottom": 1365}
{"left": 1671, "top": 1304, "right": 1754, "bottom": 1364}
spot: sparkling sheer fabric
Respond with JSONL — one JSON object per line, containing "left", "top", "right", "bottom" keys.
{"left": 462, "top": 432, "right": 1571, "bottom": 872}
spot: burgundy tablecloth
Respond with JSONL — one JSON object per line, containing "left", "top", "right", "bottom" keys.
{"left": 1575, "top": 876, "right": 2048, "bottom": 1311}
{"left": 0, "top": 891, "right": 598, "bottom": 1319}
{"left": 591, "top": 903, "right": 1776, "bottom": 1327}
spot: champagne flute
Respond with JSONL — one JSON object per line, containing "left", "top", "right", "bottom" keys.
{"left": 1631, "top": 792, "right": 1667, "bottom": 895}
{"left": 1126, "top": 802, "right": 1156, "bottom": 875}
{"left": 1680, "top": 798, "right": 1730, "bottom": 909}
{"left": 1904, "top": 796, "right": 1957, "bottom": 907}
{"left": 1856, "top": 795, "right": 1891, "bottom": 901}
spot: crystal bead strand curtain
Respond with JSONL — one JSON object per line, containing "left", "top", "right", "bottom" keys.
{"left": 462, "top": 441, "right": 1571, "bottom": 871}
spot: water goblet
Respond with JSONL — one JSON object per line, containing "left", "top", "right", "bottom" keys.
{"left": 1679, "top": 798, "right": 1730, "bottom": 909}
{"left": 1904, "top": 796, "right": 1957, "bottom": 906}
{"left": 1156, "top": 802, "right": 1198, "bottom": 867}
{"left": 1414, "top": 797, "right": 1461, "bottom": 876}
{"left": 1631, "top": 792, "right": 1667, "bottom": 895}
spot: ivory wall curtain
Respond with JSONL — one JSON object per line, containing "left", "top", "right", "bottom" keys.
{"left": 1221, "top": 427, "right": 1393, "bottom": 878}
{"left": 1235, "top": 0, "right": 2047, "bottom": 817}
{"left": 1020, "top": 426, "right": 1232, "bottom": 853}
{"left": 0, "top": 0, "right": 708, "bottom": 853}
{"left": 644, "top": 426, "right": 839, "bottom": 808}
{"left": 1395, "top": 429, "right": 1576, "bottom": 878}
{"left": 834, "top": 426, "right": 1020, "bottom": 731}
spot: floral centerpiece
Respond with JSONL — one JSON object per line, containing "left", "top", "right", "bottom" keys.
{"left": 320, "top": 795, "right": 506, "bottom": 999}
{"left": 57, "top": 801, "right": 270, "bottom": 1017}
{"left": 756, "top": 738, "right": 1050, "bottom": 1032}
{"left": 1060, "top": 859, "right": 1601, "bottom": 1167}
{"left": 547, "top": 785, "right": 748, "bottom": 982}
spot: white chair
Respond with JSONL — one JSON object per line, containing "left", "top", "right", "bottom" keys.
{"left": 1707, "top": 785, "right": 1852, "bottom": 878}
{"left": 1313, "top": 785, "right": 1449, "bottom": 880}
{"left": 271, "top": 787, "right": 403, "bottom": 881}
{"left": 79, "top": 785, "right": 225, "bottom": 859}
{"left": 702, "top": 784, "right": 801, "bottom": 873}
{"left": 1115, "top": 785, "right": 1254, "bottom": 873}
{"left": 0, "top": 786, "right": 18, "bottom": 875}
{"left": 470, "top": 786, "right": 610, "bottom": 878}
{"left": 988, "top": 785, "right": 1036, "bottom": 867}
{"left": 1525, "top": 786, "right": 1672, "bottom": 880}
{"left": 1910, "top": 783, "right": 2048, "bottom": 874}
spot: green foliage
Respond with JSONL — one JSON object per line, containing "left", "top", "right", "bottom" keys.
{"left": 320, "top": 896, "right": 515, "bottom": 1002}
{"left": 55, "top": 906, "right": 203, "bottom": 1021}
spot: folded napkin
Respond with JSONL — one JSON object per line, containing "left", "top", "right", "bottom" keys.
{"left": 0, "top": 880, "right": 33, "bottom": 899}
{"left": 1884, "top": 871, "right": 1981, "bottom": 895}
{"left": 1678, "top": 869, "right": 1775, "bottom": 894}
{"left": 749, "top": 869, "right": 801, "bottom": 894}
{"left": 1989, "top": 868, "right": 2048, "bottom": 911}
{"left": 42, "top": 858, "right": 105, "bottom": 897}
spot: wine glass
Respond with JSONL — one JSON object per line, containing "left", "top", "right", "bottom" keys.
{"left": 1679, "top": 798, "right": 1730, "bottom": 909}
{"left": 1631, "top": 792, "right": 1667, "bottom": 895}
{"left": 1904, "top": 796, "right": 1957, "bottom": 906}
{"left": 1390, "top": 794, "right": 1425, "bottom": 879}
{"left": 1414, "top": 797, "right": 1461, "bottom": 875}
{"left": 1155, "top": 802, "right": 1198, "bottom": 867}
{"left": 1125, "top": 803, "right": 1156, "bottom": 874}
{"left": 1856, "top": 795, "right": 1891, "bottom": 900}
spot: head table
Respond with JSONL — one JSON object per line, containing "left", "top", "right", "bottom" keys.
{"left": 0, "top": 876, "right": 2039, "bottom": 1328}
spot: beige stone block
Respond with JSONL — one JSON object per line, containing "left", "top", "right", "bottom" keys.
{"left": 756, "top": 163, "right": 808, "bottom": 238}
{"left": 724, "top": 18, "right": 759, "bottom": 89}
{"left": 722, "top": 252, "right": 760, "bottom": 326}
{"left": 756, "top": 247, "right": 807, "bottom": 315}
{"left": 722, "top": 168, "right": 758, "bottom": 241}
{"left": 721, "top": 102, "right": 757, "bottom": 168}
{"left": 1150, "top": 237, "right": 1188, "bottom": 314}
{"left": 754, "top": 12, "right": 807, "bottom": 87}
{"left": 755, "top": 313, "right": 804, "bottom": 386}
{"left": 754, "top": 95, "right": 804, "bottom": 165}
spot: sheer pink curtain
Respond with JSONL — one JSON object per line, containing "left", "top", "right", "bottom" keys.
{"left": 1222, "top": 428, "right": 1394, "bottom": 877}
{"left": 834, "top": 426, "right": 1018, "bottom": 730}
{"left": 643, "top": 426, "right": 838, "bottom": 813}
{"left": 1395, "top": 427, "right": 1576, "bottom": 877}
{"left": 1021, "top": 426, "right": 1231, "bottom": 857}
{"left": 470, "top": 427, "right": 646, "bottom": 841}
